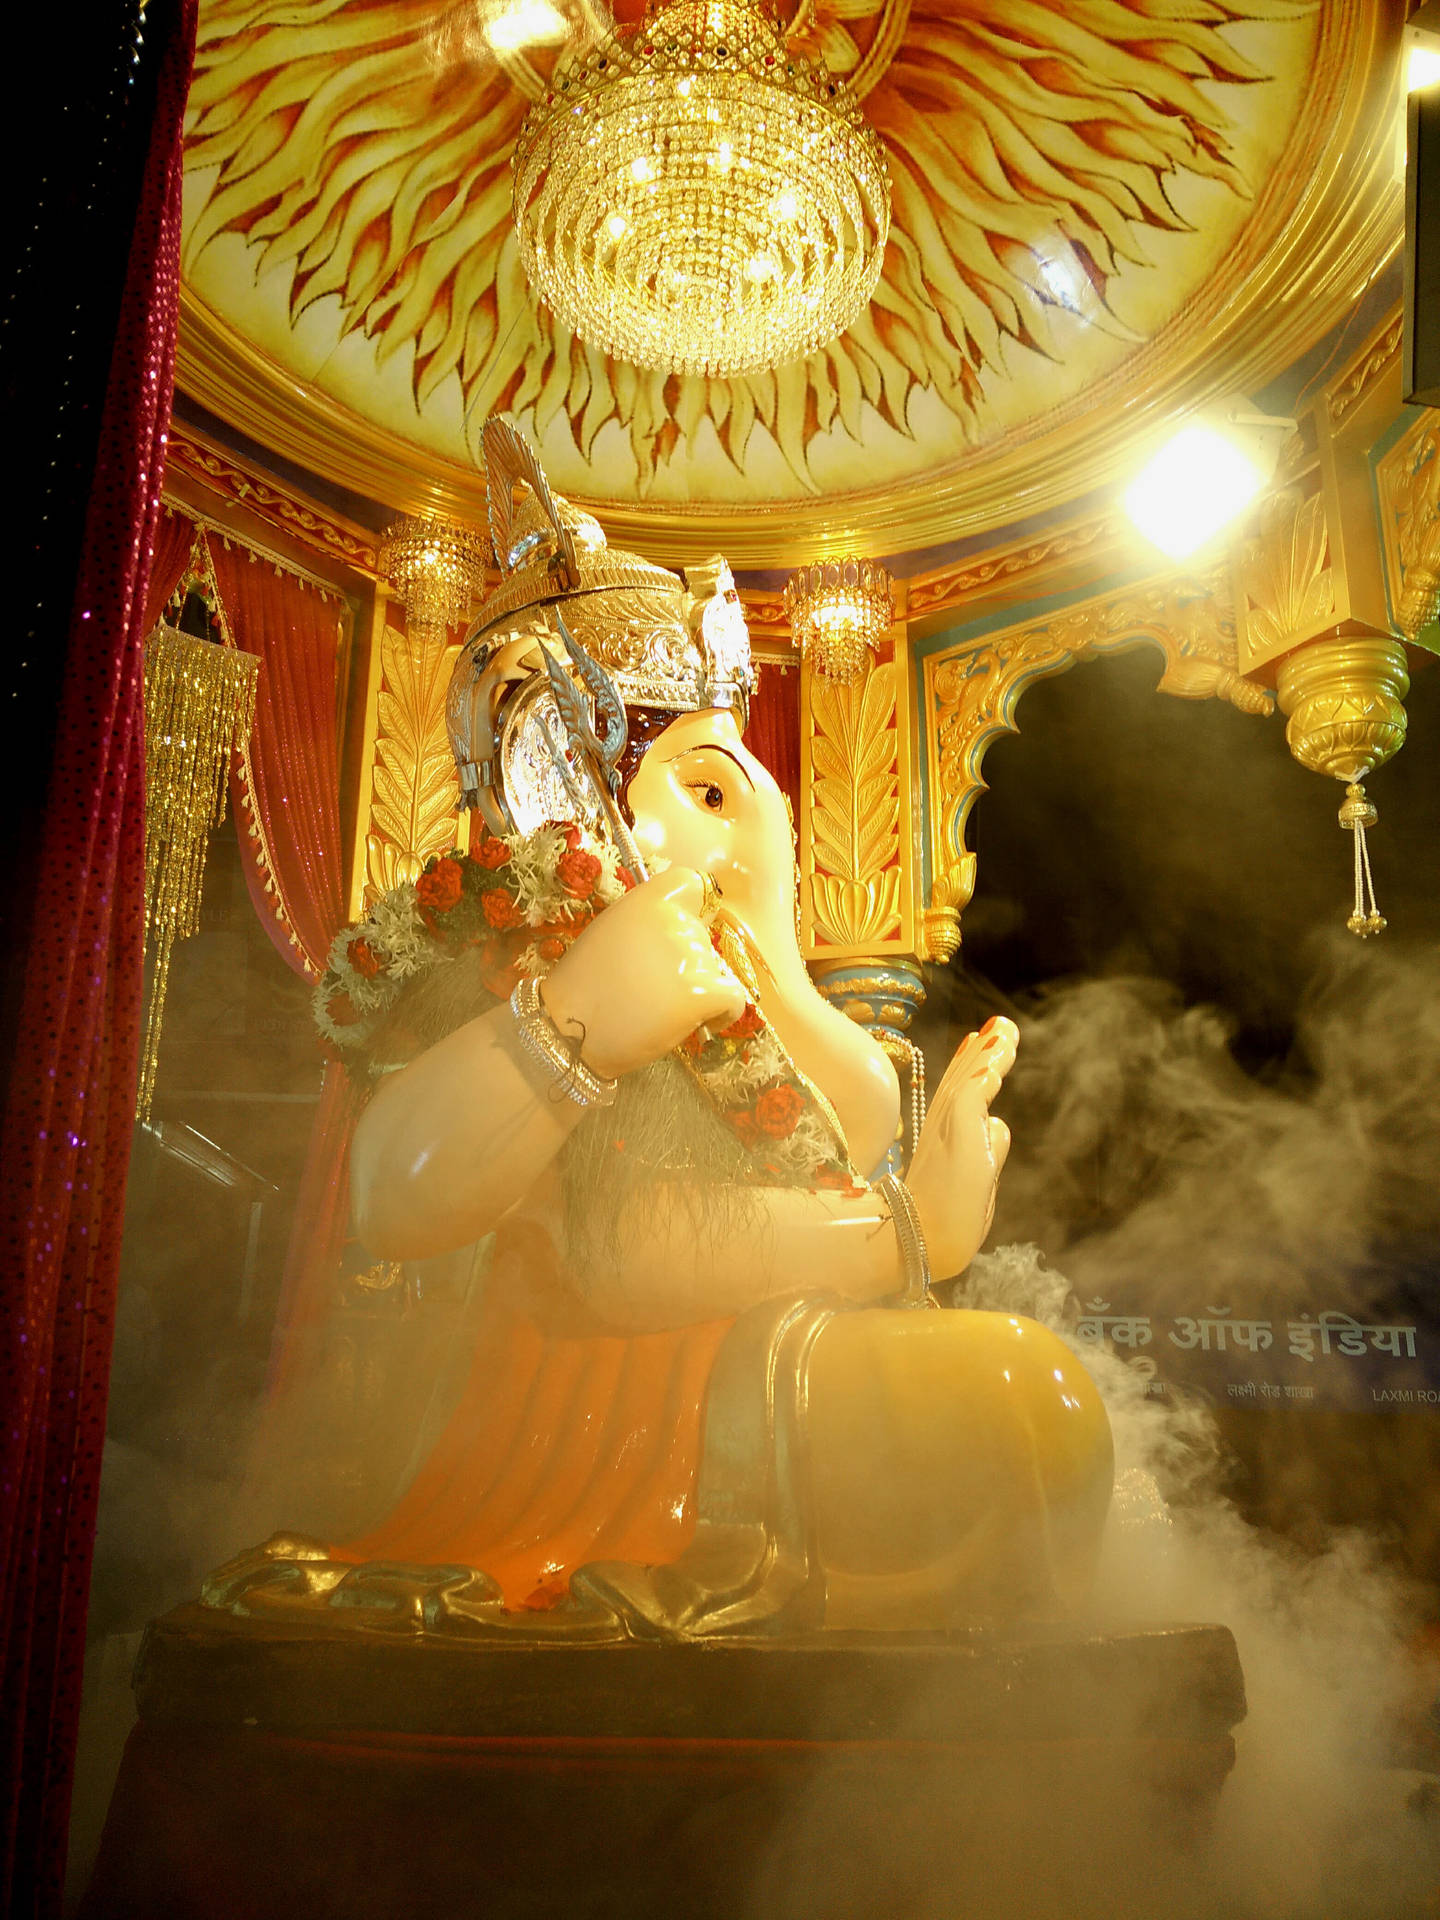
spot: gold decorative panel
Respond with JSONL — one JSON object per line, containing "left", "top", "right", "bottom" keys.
{"left": 1235, "top": 486, "right": 1337, "bottom": 668}
{"left": 923, "top": 572, "right": 1274, "bottom": 955}
{"left": 178, "top": 0, "right": 1399, "bottom": 561}
{"left": 1376, "top": 419, "right": 1440, "bottom": 642}
{"left": 800, "top": 647, "right": 914, "bottom": 962}
{"left": 350, "top": 613, "right": 464, "bottom": 915}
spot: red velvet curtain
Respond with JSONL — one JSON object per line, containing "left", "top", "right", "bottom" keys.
{"left": 743, "top": 661, "right": 800, "bottom": 817}
{"left": 207, "top": 541, "right": 346, "bottom": 978}
{"left": 0, "top": 7, "right": 196, "bottom": 1913}
{"left": 142, "top": 505, "right": 197, "bottom": 632}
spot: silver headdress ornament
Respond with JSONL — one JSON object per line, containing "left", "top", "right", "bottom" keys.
{"left": 446, "top": 417, "right": 754, "bottom": 865}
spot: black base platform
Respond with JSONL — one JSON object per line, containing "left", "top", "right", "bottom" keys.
{"left": 82, "top": 1605, "right": 1246, "bottom": 1920}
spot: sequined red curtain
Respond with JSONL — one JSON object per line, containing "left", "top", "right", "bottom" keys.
{"left": 0, "top": 6, "right": 196, "bottom": 1913}
{"left": 207, "top": 542, "right": 346, "bottom": 978}
{"left": 743, "top": 662, "right": 800, "bottom": 817}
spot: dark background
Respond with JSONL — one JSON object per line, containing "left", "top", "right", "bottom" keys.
{"left": 919, "top": 644, "right": 1440, "bottom": 1589}
{"left": 942, "top": 645, "right": 1440, "bottom": 1062}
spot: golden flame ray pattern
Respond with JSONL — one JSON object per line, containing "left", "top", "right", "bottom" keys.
{"left": 182, "top": 0, "right": 1315, "bottom": 497}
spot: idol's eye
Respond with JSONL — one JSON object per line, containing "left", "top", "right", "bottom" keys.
{"left": 686, "top": 779, "right": 725, "bottom": 812}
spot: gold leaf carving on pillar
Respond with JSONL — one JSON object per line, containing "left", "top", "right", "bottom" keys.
{"left": 805, "top": 659, "right": 906, "bottom": 951}
{"left": 364, "top": 624, "right": 463, "bottom": 903}
{"left": 1376, "top": 422, "right": 1440, "bottom": 642}
{"left": 1236, "top": 488, "right": 1336, "bottom": 661}
{"left": 924, "top": 571, "right": 1273, "bottom": 956}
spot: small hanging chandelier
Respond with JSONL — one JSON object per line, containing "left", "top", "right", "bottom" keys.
{"left": 785, "top": 557, "right": 893, "bottom": 684}
{"left": 510, "top": 0, "right": 891, "bottom": 378}
{"left": 378, "top": 514, "right": 489, "bottom": 645}
{"left": 140, "top": 623, "right": 259, "bottom": 1119}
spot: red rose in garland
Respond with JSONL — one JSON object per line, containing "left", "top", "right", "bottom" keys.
{"left": 482, "top": 889, "right": 524, "bottom": 930}
{"left": 755, "top": 1084, "right": 805, "bottom": 1139}
{"left": 558, "top": 848, "right": 602, "bottom": 898}
{"left": 718, "top": 1004, "right": 763, "bottom": 1042}
{"left": 476, "top": 836, "right": 511, "bottom": 870}
{"left": 349, "top": 938, "right": 381, "bottom": 979}
{"left": 416, "top": 856, "right": 463, "bottom": 912}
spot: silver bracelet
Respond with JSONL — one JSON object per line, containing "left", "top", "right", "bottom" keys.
{"left": 877, "top": 1173, "right": 932, "bottom": 1307}
{"left": 509, "top": 976, "right": 618, "bottom": 1109}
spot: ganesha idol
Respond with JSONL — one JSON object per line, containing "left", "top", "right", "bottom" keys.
{"left": 206, "top": 420, "right": 1113, "bottom": 1639}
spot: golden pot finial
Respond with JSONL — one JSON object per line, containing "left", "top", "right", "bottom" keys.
{"left": 1275, "top": 632, "right": 1410, "bottom": 937}
{"left": 1274, "top": 632, "right": 1409, "bottom": 782}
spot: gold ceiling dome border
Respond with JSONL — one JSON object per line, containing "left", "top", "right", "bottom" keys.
{"left": 175, "top": 0, "right": 1398, "bottom": 569}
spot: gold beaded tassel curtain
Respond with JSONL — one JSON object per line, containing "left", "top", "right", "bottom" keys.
{"left": 139, "top": 624, "right": 259, "bottom": 1119}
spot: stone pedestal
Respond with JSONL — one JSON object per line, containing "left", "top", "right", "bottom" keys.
{"left": 82, "top": 1605, "right": 1245, "bottom": 1920}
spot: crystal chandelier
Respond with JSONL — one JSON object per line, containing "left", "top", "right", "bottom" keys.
{"left": 378, "top": 514, "right": 489, "bottom": 645}
{"left": 511, "top": 0, "right": 891, "bottom": 378}
{"left": 140, "top": 624, "right": 258, "bottom": 1119}
{"left": 784, "top": 558, "right": 893, "bottom": 684}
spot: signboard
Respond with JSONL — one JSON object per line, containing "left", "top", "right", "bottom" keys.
{"left": 1071, "top": 1298, "right": 1434, "bottom": 1411}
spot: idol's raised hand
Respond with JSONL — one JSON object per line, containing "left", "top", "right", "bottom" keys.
{"left": 905, "top": 1016, "right": 1018, "bottom": 1280}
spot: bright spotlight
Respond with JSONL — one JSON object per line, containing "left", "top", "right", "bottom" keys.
{"left": 483, "top": 0, "right": 568, "bottom": 54}
{"left": 1124, "top": 424, "right": 1267, "bottom": 561}
{"left": 1410, "top": 44, "right": 1440, "bottom": 92}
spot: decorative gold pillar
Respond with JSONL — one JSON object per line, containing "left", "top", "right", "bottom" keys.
{"left": 345, "top": 597, "right": 469, "bottom": 917}
{"left": 798, "top": 635, "right": 918, "bottom": 960}
{"left": 794, "top": 622, "right": 934, "bottom": 1167}
{"left": 809, "top": 958, "right": 927, "bottom": 1043}
{"left": 1376, "top": 417, "right": 1440, "bottom": 642}
{"left": 810, "top": 957, "right": 929, "bottom": 1173}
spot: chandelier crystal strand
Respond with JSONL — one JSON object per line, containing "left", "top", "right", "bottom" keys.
{"left": 379, "top": 515, "right": 490, "bottom": 645}
{"left": 784, "top": 557, "right": 893, "bottom": 683}
{"left": 140, "top": 627, "right": 260, "bottom": 1119}
{"left": 511, "top": 0, "right": 890, "bottom": 377}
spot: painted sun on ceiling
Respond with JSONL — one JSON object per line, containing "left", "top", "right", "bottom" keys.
{"left": 182, "top": 0, "right": 1324, "bottom": 515}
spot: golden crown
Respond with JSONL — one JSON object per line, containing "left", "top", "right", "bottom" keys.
{"left": 447, "top": 417, "right": 754, "bottom": 838}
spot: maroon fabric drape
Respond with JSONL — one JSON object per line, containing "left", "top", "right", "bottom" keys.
{"left": 266, "top": 1064, "right": 361, "bottom": 1399}
{"left": 0, "top": 8, "right": 196, "bottom": 1914}
{"left": 198, "top": 546, "right": 352, "bottom": 1397}
{"left": 142, "top": 505, "right": 196, "bottom": 633}
{"left": 207, "top": 542, "right": 345, "bottom": 978}
{"left": 743, "top": 662, "right": 800, "bottom": 818}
